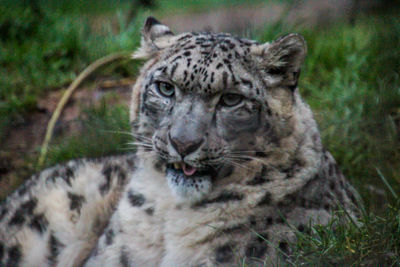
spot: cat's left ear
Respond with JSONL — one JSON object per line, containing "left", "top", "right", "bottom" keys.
{"left": 133, "top": 17, "right": 176, "bottom": 59}
{"left": 251, "top": 33, "right": 307, "bottom": 90}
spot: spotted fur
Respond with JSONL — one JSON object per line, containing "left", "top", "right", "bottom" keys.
{"left": 0, "top": 17, "right": 358, "bottom": 266}
{"left": 0, "top": 155, "right": 135, "bottom": 266}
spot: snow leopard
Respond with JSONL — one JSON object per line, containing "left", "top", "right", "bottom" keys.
{"left": 0, "top": 17, "right": 358, "bottom": 267}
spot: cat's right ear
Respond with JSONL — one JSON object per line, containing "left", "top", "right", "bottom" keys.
{"left": 133, "top": 17, "right": 176, "bottom": 59}
{"left": 251, "top": 34, "right": 306, "bottom": 90}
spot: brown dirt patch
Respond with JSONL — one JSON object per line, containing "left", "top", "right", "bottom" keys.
{"left": 0, "top": 78, "right": 134, "bottom": 199}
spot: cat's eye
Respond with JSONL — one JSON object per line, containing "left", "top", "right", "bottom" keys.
{"left": 220, "top": 93, "right": 243, "bottom": 107}
{"left": 156, "top": 81, "right": 175, "bottom": 97}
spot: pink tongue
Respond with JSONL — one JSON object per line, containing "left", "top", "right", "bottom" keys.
{"left": 182, "top": 163, "right": 197, "bottom": 176}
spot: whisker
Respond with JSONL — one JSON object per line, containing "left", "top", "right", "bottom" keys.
{"left": 118, "top": 147, "right": 138, "bottom": 151}
{"left": 228, "top": 161, "right": 251, "bottom": 170}
{"left": 122, "top": 142, "right": 153, "bottom": 150}
{"left": 102, "top": 130, "right": 153, "bottom": 142}
{"left": 223, "top": 158, "right": 251, "bottom": 170}
{"left": 229, "top": 150, "right": 267, "bottom": 155}
{"left": 102, "top": 130, "right": 134, "bottom": 135}
{"left": 129, "top": 135, "right": 153, "bottom": 142}
{"left": 226, "top": 155, "right": 267, "bottom": 164}
{"left": 127, "top": 142, "right": 153, "bottom": 148}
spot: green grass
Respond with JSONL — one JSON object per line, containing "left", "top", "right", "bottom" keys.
{"left": 45, "top": 100, "right": 132, "bottom": 167}
{"left": 0, "top": 1, "right": 144, "bottom": 142}
{"left": 156, "top": 0, "right": 266, "bottom": 14}
{"left": 288, "top": 169, "right": 400, "bottom": 266}
{"left": 306, "top": 19, "right": 400, "bottom": 206}
{"left": 290, "top": 201, "right": 400, "bottom": 266}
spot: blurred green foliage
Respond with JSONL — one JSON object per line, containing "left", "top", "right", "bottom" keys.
{"left": 157, "top": 0, "right": 264, "bottom": 13}
{"left": 45, "top": 102, "right": 132, "bottom": 166}
{"left": 290, "top": 200, "right": 400, "bottom": 266}
{"left": 0, "top": 0, "right": 144, "bottom": 141}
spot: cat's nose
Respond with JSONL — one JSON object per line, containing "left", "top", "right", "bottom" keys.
{"left": 169, "top": 132, "right": 204, "bottom": 158}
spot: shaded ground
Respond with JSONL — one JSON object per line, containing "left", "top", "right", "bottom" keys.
{"left": 2, "top": 77, "right": 133, "bottom": 155}
{"left": 0, "top": 79, "right": 133, "bottom": 198}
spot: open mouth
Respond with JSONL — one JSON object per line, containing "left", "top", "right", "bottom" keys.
{"left": 165, "top": 162, "right": 216, "bottom": 201}
{"left": 166, "top": 162, "right": 217, "bottom": 180}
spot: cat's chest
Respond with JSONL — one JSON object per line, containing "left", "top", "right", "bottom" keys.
{"left": 121, "top": 164, "right": 263, "bottom": 266}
